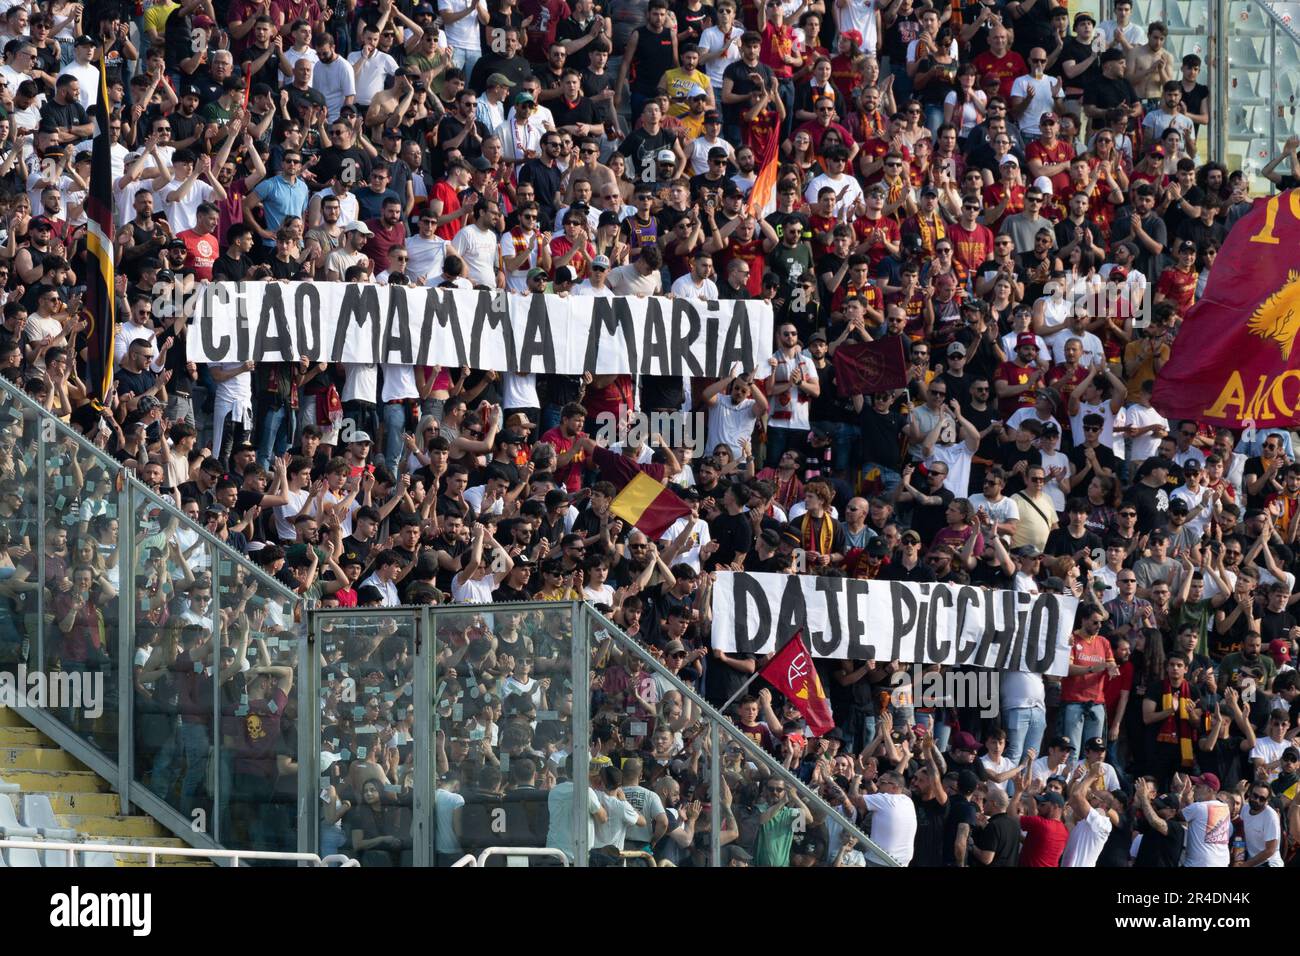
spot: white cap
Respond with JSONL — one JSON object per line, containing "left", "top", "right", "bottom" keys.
{"left": 656, "top": 149, "right": 677, "bottom": 163}
{"left": 688, "top": 84, "right": 708, "bottom": 98}
{"left": 344, "top": 221, "right": 374, "bottom": 235}
{"left": 1033, "top": 175, "right": 1054, "bottom": 196}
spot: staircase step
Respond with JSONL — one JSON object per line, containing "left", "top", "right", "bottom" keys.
{"left": 60, "top": 814, "right": 172, "bottom": 838}
{"left": 0, "top": 769, "right": 112, "bottom": 793}
{"left": 0, "top": 727, "right": 50, "bottom": 747}
{"left": 41, "top": 791, "right": 122, "bottom": 815}
{"left": 1, "top": 746, "right": 82, "bottom": 771}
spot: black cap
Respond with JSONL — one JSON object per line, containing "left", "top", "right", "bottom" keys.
{"left": 1085, "top": 736, "right": 1106, "bottom": 752}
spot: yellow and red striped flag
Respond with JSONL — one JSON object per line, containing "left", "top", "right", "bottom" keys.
{"left": 609, "top": 472, "right": 692, "bottom": 539}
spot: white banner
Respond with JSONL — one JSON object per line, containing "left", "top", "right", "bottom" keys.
{"left": 185, "top": 281, "right": 773, "bottom": 376}
{"left": 711, "top": 572, "right": 1078, "bottom": 676}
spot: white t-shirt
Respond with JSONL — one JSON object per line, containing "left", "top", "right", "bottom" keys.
{"left": 980, "top": 754, "right": 1017, "bottom": 793}
{"left": 162, "top": 176, "right": 215, "bottom": 234}
{"left": 450, "top": 223, "right": 500, "bottom": 286}
{"left": 451, "top": 572, "right": 498, "bottom": 604}
{"left": 1008, "top": 73, "right": 1063, "bottom": 136}
{"left": 1250, "top": 736, "right": 1290, "bottom": 783}
{"left": 927, "top": 441, "right": 974, "bottom": 499}
{"left": 1241, "top": 804, "right": 1283, "bottom": 866}
{"left": 1180, "top": 800, "right": 1231, "bottom": 867}
{"left": 1070, "top": 400, "right": 1118, "bottom": 449}
{"left": 804, "top": 172, "right": 863, "bottom": 216}
{"left": 312, "top": 55, "right": 357, "bottom": 121}
{"left": 60, "top": 60, "right": 101, "bottom": 109}
{"left": 969, "top": 493, "right": 1019, "bottom": 531}
{"left": 697, "top": 25, "right": 745, "bottom": 91}
{"left": 768, "top": 350, "right": 818, "bottom": 431}
{"left": 837, "top": 0, "right": 880, "bottom": 55}
{"left": 501, "top": 371, "right": 539, "bottom": 409}
{"left": 707, "top": 394, "right": 759, "bottom": 458}
{"left": 1061, "top": 806, "right": 1112, "bottom": 867}
{"left": 274, "top": 488, "right": 310, "bottom": 540}
{"left": 347, "top": 49, "right": 398, "bottom": 105}
{"left": 689, "top": 135, "right": 733, "bottom": 174}
{"left": 442, "top": 0, "right": 485, "bottom": 52}
{"left": 670, "top": 274, "right": 718, "bottom": 300}
{"left": 658, "top": 514, "right": 712, "bottom": 572}
{"left": 1169, "top": 485, "right": 1214, "bottom": 537}
{"left": 860, "top": 792, "right": 917, "bottom": 866}
{"left": 573, "top": 280, "right": 614, "bottom": 298}
{"left": 1124, "top": 403, "right": 1169, "bottom": 462}
{"left": 406, "top": 234, "right": 448, "bottom": 284}
{"left": 593, "top": 791, "right": 641, "bottom": 850}
{"left": 499, "top": 229, "right": 540, "bottom": 292}
{"left": 1046, "top": 330, "right": 1105, "bottom": 367}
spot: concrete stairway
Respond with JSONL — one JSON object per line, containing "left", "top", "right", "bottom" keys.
{"left": 0, "top": 707, "right": 212, "bottom": 867}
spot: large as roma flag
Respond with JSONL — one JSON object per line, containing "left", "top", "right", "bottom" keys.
{"left": 82, "top": 55, "right": 115, "bottom": 402}
{"left": 831, "top": 334, "right": 908, "bottom": 396}
{"left": 1153, "top": 188, "right": 1300, "bottom": 428}
{"left": 759, "top": 632, "right": 835, "bottom": 737}
{"left": 609, "top": 472, "right": 691, "bottom": 539}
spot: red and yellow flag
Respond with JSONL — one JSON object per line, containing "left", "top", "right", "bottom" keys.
{"left": 1154, "top": 187, "right": 1300, "bottom": 428}
{"left": 746, "top": 133, "right": 780, "bottom": 220}
{"left": 82, "top": 54, "right": 115, "bottom": 402}
{"left": 609, "top": 472, "right": 691, "bottom": 539}
{"left": 759, "top": 633, "right": 835, "bottom": 737}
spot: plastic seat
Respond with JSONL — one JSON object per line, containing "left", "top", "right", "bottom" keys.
{"left": 1164, "top": 1, "right": 1200, "bottom": 33}
{"left": 20, "top": 795, "right": 77, "bottom": 867}
{"left": 0, "top": 795, "right": 42, "bottom": 867}
{"left": 80, "top": 852, "right": 118, "bottom": 868}
{"left": 1230, "top": 1, "right": 1273, "bottom": 35}
{"left": 1230, "top": 35, "right": 1268, "bottom": 70}
{"left": 1229, "top": 68, "right": 1270, "bottom": 105}
{"left": 1228, "top": 105, "right": 1265, "bottom": 141}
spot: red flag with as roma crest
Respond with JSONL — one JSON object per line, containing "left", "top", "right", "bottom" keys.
{"left": 758, "top": 633, "right": 835, "bottom": 737}
{"left": 1154, "top": 188, "right": 1300, "bottom": 429}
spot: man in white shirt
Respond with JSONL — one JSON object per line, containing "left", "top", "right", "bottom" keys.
{"left": 574, "top": 255, "right": 615, "bottom": 297}
{"left": 359, "top": 550, "right": 402, "bottom": 606}
{"left": 1241, "top": 784, "right": 1284, "bottom": 866}
{"left": 59, "top": 35, "right": 100, "bottom": 109}
{"left": 857, "top": 772, "right": 916, "bottom": 866}
{"left": 703, "top": 365, "right": 767, "bottom": 458}
{"left": 1249, "top": 712, "right": 1293, "bottom": 783}
{"left": 697, "top": 0, "right": 744, "bottom": 100}
{"left": 440, "top": 0, "right": 488, "bottom": 76}
{"left": 1061, "top": 763, "right": 1115, "bottom": 867}
{"left": 348, "top": 23, "right": 399, "bottom": 108}
{"left": 1009, "top": 48, "right": 1063, "bottom": 140}
{"left": 450, "top": 199, "right": 503, "bottom": 287}
{"left": 156, "top": 150, "right": 227, "bottom": 234}
{"left": 1179, "top": 774, "right": 1231, "bottom": 867}
{"left": 406, "top": 210, "right": 450, "bottom": 282}
{"left": 803, "top": 146, "right": 862, "bottom": 216}
{"left": 669, "top": 251, "right": 718, "bottom": 299}
{"left": 311, "top": 32, "right": 357, "bottom": 121}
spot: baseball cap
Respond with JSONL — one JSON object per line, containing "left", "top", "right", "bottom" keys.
{"left": 1190, "top": 772, "right": 1221, "bottom": 791}
{"left": 1036, "top": 792, "right": 1066, "bottom": 807}
{"left": 591, "top": 254, "right": 611, "bottom": 269}
{"left": 657, "top": 148, "right": 677, "bottom": 163}
{"left": 688, "top": 85, "right": 708, "bottom": 99}
{"left": 1268, "top": 639, "right": 1293, "bottom": 662}
{"left": 949, "top": 731, "right": 979, "bottom": 752}
{"left": 75, "top": 34, "right": 97, "bottom": 46}
{"left": 1074, "top": 11, "right": 1096, "bottom": 24}
{"left": 866, "top": 537, "right": 889, "bottom": 557}
{"left": 554, "top": 265, "right": 576, "bottom": 284}
{"left": 663, "top": 639, "right": 687, "bottom": 655}
{"left": 704, "top": 110, "right": 722, "bottom": 123}
{"left": 947, "top": 342, "right": 966, "bottom": 356}
{"left": 1000, "top": 155, "right": 1020, "bottom": 168}
{"left": 506, "top": 413, "right": 537, "bottom": 431}
{"left": 1016, "top": 332, "right": 1038, "bottom": 349}
{"left": 526, "top": 267, "right": 548, "bottom": 281}
{"left": 486, "top": 73, "right": 515, "bottom": 88}
{"left": 513, "top": 92, "right": 535, "bottom": 106}
{"left": 1047, "top": 735, "right": 1073, "bottom": 751}
{"left": 808, "top": 331, "right": 828, "bottom": 344}
{"left": 470, "top": 156, "right": 493, "bottom": 171}
{"left": 1013, "top": 544, "right": 1042, "bottom": 559}
{"left": 920, "top": 184, "right": 938, "bottom": 197}
{"left": 348, "top": 430, "right": 372, "bottom": 444}
{"left": 901, "top": 530, "right": 922, "bottom": 544}
{"left": 1084, "top": 736, "right": 1106, "bottom": 752}
{"left": 344, "top": 221, "right": 373, "bottom": 235}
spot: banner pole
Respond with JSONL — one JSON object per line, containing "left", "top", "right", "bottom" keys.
{"left": 718, "top": 671, "right": 761, "bottom": 715}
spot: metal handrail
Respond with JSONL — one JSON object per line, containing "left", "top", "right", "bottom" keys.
{"left": 582, "top": 606, "right": 901, "bottom": 867}
{"left": 1259, "top": 1, "right": 1300, "bottom": 50}
{"left": 0, "top": 837, "right": 359, "bottom": 867}
{"left": 476, "top": 847, "right": 571, "bottom": 866}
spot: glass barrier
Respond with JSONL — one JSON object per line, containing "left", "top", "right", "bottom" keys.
{"left": 581, "top": 604, "right": 898, "bottom": 868}
{"left": 431, "top": 602, "right": 576, "bottom": 867}
{"left": 0, "top": 372, "right": 305, "bottom": 858}
{"left": 317, "top": 609, "right": 419, "bottom": 866}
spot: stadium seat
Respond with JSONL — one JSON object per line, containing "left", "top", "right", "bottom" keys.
{"left": 1165, "top": 1, "right": 1207, "bottom": 34}
{"left": 1227, "top": 105, "right": 1265, "bottom": 142}
{"left": 0, "top": 795, "right": 42, "bottom": 867}
{"left": 80, "top": 852, "right": 118, "bottom": 868}
{"left": 1228, "top": 69, "right": 1270, "bottom": 106}
{"left": 20, "top": 795, "right": 77, "bottom": 866}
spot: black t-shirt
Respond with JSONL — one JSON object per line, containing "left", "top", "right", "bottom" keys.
{"left": 720, "top": 59, "right": 774, "bottom": 126}
{"left": 557, "top": 16, "right": 600, "bottom": 72}
{"left": 998, "top": 445, "right": 1037, "bottom": 497}
{"left": 707, "top": 511, "right": 754, "bottom": 570}
{"left": 630, "top": 26, "right": 677, "bottom": 96}
{"left": 1085, "top": 75, "right": 1139, "bottom": 113}
{"left": 974, "top": 812, "right": 1021, "bottom": 866}
{"left": 1181, "top": 82, "right": 1209, "bottom": 126}
{"left": 618, "top": 127, "right": 675, "bottom": 185}
{"left": 1243, "top": 456, "right": 1275, "bottom": 511}
{"left": 238, "top": 44, "right": 284, "bottom": 89}
{"left": 212, "top": 253, "right": 252, "bottom": 283}
{"left": 910, "top": 796, "right": 948, "bottom": 868}
{"left": 703, "top": 646, "right": 754, "bottom": 708}
{"left": 1259, "top": 608, "right": 1297, "bottom": 644}
{"left": 1124, "top": 481, "right": 1170, "bottom": 534}
{"left": 1068, "top": 442, "right": 1119, "bottom": 481}
{"left": 909, "top": 486, "right": 955, "bottom": 547}
{"left": 942, "top": 794, "right": 979, "bottom": 866}
{"left": 879, "top": 558, "right": 938, "bottom": 583}
{"left": 1059, "top": 37, "right": 1101, "bottom": 95}
{"left": 1045, "top": 526, "right": 1103, "bottom": 559}
{"left": 552, "top": 96, "right": 599, "bottom": 133}
{"left": 1133, "top": 817, "right": 1186, "bottom": 867}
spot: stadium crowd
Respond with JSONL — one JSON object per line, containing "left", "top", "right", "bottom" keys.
{"left": 0, "top": 0, "right": 1298, "bottom": 867}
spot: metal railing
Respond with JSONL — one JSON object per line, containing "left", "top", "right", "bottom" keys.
{"left": 0, "top": 837, "right": 356, "bottom": 867}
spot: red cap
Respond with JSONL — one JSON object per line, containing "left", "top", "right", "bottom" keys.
{"left": 1269, "top": 638, "right": 1292, "bottom": 662}
{"left": 1190, "top": 772, "right": 1221, "bottom": 791}
{"left": 841, "top": 29, "right": 863, "bottom": 46}
{"left": 1016, "top": 333, "right": 1039, "bottom": 350}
